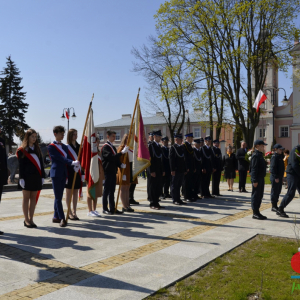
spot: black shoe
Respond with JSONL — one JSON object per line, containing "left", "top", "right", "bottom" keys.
{"left": 165, "top": 194, "right": 172, "bottom": 198}
{"left": 24, "top": 221, "right": 33, "bottom": 228}
{"left": 122, "top": 207, "right": 134, "bottom": 213}
{"left": 115, "top": 209, "right": 124, "bottom": 215}
{"left": 181, "top": 201, "right": 188, "bottom": 205}
{"left": 173, "top": 201, "right": 182, "bottom": 205}
{"left": 0, "top": 231, "right": 3, "bottom": 235}
{"left": 185, "top": 199, "right": 196, "bottom": 202}
{"left": 157, "top": 204, "right": 165, "bottom": 209}
{"left": 252, "top": 212, "right": 267, "bottom": 220}
{"left": 160, "top": 195, "right": 166, "bottom": 199}
{"left": 103, "top": 210, "right": 112, "bottom": 215}
{"left": 242, "top": 189, "right": 249, "bottom": 193}
{"left": 129, "top": 199, "right": 140, "bottom": 205}
{"left": 30, "top": 222, "right": 37, "bottom": 228}
{"left": 277, "top": 207, "right": 289, "bottom": 218}
{"left": 271, "top": 206, "right": 278, "bottom": 212}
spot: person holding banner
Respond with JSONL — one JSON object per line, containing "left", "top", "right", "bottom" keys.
{"left": 65, "top": 129, "right": 84, "bottom": 221}
{"left": 116, "top": 134, "right": 136, "bottom": 212}
{"left": 48, "top": 126, "right": 80, "bottom": 227}
{"left": 17, "top": 129, "right": 46, "bottom": 228}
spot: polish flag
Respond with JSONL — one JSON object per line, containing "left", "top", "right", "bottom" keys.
{"left": 80, "top": 109, "right": 99, "bottom": 200}
{"left": 65, "top": 111, "right": 69, "bottom": 119}
{"left": 253, "top": 90, "right": 267, "bottom": 112}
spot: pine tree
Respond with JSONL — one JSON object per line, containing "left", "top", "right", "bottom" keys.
{"left": 36, "top": 132, "right": 43, "bottom": 144}
{"left": 0, "top": 56, "right": 29, "bottom": 150}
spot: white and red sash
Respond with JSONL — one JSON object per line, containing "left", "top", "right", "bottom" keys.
{"left": 67, "top": 144, "right": 83, "bottom": 198}
{"left": 50, "top": 142, "right": 68, "bottom": 183}
{"left": 17, "top": 147, "right": 42, "bottom": 203}
{"left": 102, "top": 142, "right": 116, "bottom": 155}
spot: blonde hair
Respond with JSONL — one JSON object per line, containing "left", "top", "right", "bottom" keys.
{"left": 67, "top": 128, "right": 77, "bottom": 145}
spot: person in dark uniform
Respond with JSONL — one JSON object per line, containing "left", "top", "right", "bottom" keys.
{"left": 223, "top": 145, "right": 237, "bottom": 191}
{"left": 201, "top": 136, "right": 216, "bottom": 198}
{"left": 147, "top": 132, "right": 154, "bottom": 202}
{"left": 170, "top": 133, "right": 187, "bottom": 205}
{"left": 148, "top": 130, "right": 165, "bottom": 209}
{"left": 65, "top": 128, "right": 84, "bottom": 220}
{"left": 236, "top": 141, "right": 249, "bottom": 192}
{"left": 129, "top": 183, "right": 139, "bottom": 205}
{"left": 0, "top": 124, "right": 8, "bottom": 235}
{"left": 193, "top": 138, "right": 203, "bottom": 199}
{"left": 17, "top": 129, "right": 46, "bottom": 228}
{"left": 161, "top": 136, "right": 172, "bottom": 199}
{"left": 212, "top": 139, "right": 223, "bottom": 196}
{"left": 48, "top": 126, "right": 80, "bottom": 227}
{"left": 250, "top": 140, "right": 267, "bottom": 220}
{"left": 182, "top": 133, "right": 196, "bottom": 201}
{"left": 270, "top": 144, "right": 285, "bottom": 213}
{"left": 277, "top": 145, "right": 300, "bottom": 218}
{"left": 101, "top": 130, "right": 127, "bottom": 215}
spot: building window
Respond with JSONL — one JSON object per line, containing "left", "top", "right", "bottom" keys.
{"left": 280, "top": 126, "right": 289, "bottom": 137}
{"left": 97, "top": 131, "right": 104, "bottom": 141}
{"left": 115, "top": 130, "right": 121, "bottom": 141}
{"left": 194, "top": 127, "right": 200, "bottom": 138}
{"left": 259, "top": 129, "right": 266, "bottom": 138}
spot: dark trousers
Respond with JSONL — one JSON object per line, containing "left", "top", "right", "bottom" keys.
{"left": 183, "top": 170, "right": 194, "bottom": 200}
{"left": 239, "top": 170, "right": 247, "bottom": 190}
{"left": 103, "top": 173, "right": 116, "bottom": 212}
{"left": 212, "top": 170, "right": 221, "bottom": 195}
{"left": 147, "top": 168, "right": 151, "bottom": 201}
{"left": 280, "top": 173, "right": 300, "bottom": 208}
{"left": 0, "top": 184, "right": 3, "bottom": 201}
{"left": 193, "top": 172, "right": 201, "bottom": 198}
{"left": 149, "top": 173, "right": 162, "bottom": 206}
{"left": 129, "top": 183, "right": 136, "bottom": 200}
{"left": 162, "top": 173, "right": 171, "bottom": 196}
{"left": 171, "top": 172, "right": 184, "bottom": 203}
{"left": 251, "top": 178, "right": 265, "bottom": 211}
{"left": 52, "top": 177, "right": 66, "bottom": 220}
{"left": 201, "top": 171, "right": 212, "bottom": 196}
{"left": 270, "top": 177, "right": 283, "bottom": 205}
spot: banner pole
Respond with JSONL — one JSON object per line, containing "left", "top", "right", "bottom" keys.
{"left": 66, "top": 93, "right": 94, "bottom": 223}
{"left": 115, "top": 88, "right": 140, "bottom": 212}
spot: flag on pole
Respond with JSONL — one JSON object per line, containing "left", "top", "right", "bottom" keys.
{"left": 128, "top": 97, "right": 150, "bottom": 180}
{"left": 65, "top": 110, "right": 69, "bottom": 119}
{"left": 80, "top": 109, "right": 99, "bottom": 200}
{"left": 253, "top": 90, "right": 267, "bottom": 112}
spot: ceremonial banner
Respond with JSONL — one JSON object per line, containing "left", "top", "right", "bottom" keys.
{"left": 80, "top": 109, "right": 99, "bottom": 200}
{"left": 253, "top": 90, "right": 267, "bottom": 112}
{"left": 128, "top": 97, "right": 150, "bottom": 180}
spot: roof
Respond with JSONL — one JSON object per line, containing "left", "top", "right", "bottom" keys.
{"left": 95, "top": 112, "right": 213, "bottom": 128}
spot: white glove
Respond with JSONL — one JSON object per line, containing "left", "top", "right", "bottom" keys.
{"left": 121, "top": 146, "right": 129, "bottom": 154}
{"left": 72, "top": 160, "right": 80, "bottom": 167}
{"left": 122, "top": 175, "right": 126, "bottom": 181}
{"left": 74, "top": 165, "right": 80, "bottom": 173}
{"left": 81, "top": 175, "right": 85, "bottom": 182}
{"left": 103, "top": 180, "right": 105, "bottom": 184}
{"left": 120, "top": 163, "right": 126, "bottom": 169}
{"left": 20, "top": 179, "right": 25, "bottom": 189}
{"left": 42, "top": 178, "right": 44, "bottom": 185}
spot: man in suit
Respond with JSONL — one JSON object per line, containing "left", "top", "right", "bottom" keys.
{"left": 148, "top": 130, "right": 165, "bottom": 209}
{"left": 161, "top": 136, "right": 171, "bottom": 199}
{"left": 48, "top": 126, "right": 80, "bottom": 227}
{"left": 147, "top": 132, "right": 154, "bottom": 202}
{"left": 0, "top": 124, "right": 8, "bottom": 235}
{"left": 236, "top": 141, "right": 249, "bottom": 193}
{"left": 169, "top": 133, "right": 187, "bottom": 205}
{"left": 212, "top": 139, "right": 223, "bottom": 196}
{"left": 182, "top": 133, "right": 196, "bottom": 201}
{"left": 101, "top": 130, "right": 127, "bottom": 215}
{"left": 193, "top": 138, "right": 203, "bottom": 199}
{"left": 201, "top": 136, "right": 216, "bottom": 198}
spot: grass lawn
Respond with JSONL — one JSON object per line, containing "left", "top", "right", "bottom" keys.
{"left": 148, "top": 235, "right": 300, "bottom": 299}
{"left": 221, "top": 172, "right": 271, "bottom": 185}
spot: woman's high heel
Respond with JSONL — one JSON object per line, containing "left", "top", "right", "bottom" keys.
{"left": 24, "top": 221, "right": 33, "bottom": 228}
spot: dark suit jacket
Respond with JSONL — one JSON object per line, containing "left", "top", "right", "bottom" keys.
{"left": 212, "top": 146, "right": 222, "bottom": 172}
{"left": 101, "top": 141, "right": 122, "bottom": 174}
{"left": 48, "top": 142, "right": 73, "bottom": 179}
{"left": 149, "top": 142, "right": 164, "bottom": 175}
{"left": 0, "top": 137, "right": 8, "bottom": 185}
{"left": 161, "top": 146, "right": 170, "bottom": 174}
{"left": 236, "top": 148, "right": 249, "bottom": 171}
{"left": 183, "top": 142, "right": 195, "bottom": 172}
{"left": 169, "top": 144, "right": 186, "bottom": 173}
{"left": 285, "top": 146, "right": 300, "bottom": 177}
{"left": 201, "top": 145, "right": 215, "bottom": 173}
{"left": 193, "top": 147, "right": 202, "bottom": 174}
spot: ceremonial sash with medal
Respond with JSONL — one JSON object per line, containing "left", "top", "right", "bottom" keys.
{"left": 16, "top": 147, "right": 42, "bottom": 203}
{"left": 49, "top": 143, "right": 68, "bottom": 183}
{"left": 67, "top": 144, "right": 83, "bottom": 198}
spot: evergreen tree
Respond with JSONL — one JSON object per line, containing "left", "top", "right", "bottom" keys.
{"left": 0, "top": 56, "right": 29, "bottom": 150}
{"left": 36, "top": 132, "right": 43, "bottom": 144}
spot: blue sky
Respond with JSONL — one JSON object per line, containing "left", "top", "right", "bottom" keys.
{"left": 0, "top": 0, "right": 296, "bottom": 143}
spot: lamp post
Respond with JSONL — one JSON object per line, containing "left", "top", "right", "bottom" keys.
{"left": 61, "top": 107, "right": 77, "bottom": 132}
{"left": 262, "top": 87, "right": 287, "bottom": 147}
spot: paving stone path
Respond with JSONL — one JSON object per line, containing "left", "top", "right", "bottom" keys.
{"left": 0, "top": 180, "right": 298, "bottom": 299}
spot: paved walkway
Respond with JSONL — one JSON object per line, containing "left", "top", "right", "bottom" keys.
{"left": 0, "top": 180, "right": 299, "bottom": 299}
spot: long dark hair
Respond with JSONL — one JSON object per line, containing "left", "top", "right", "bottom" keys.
{"left": 21, "top": 128, "right": 42, "bottom": 157}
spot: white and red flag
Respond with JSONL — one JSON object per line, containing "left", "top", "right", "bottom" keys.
{"left": 80, "top": 109, "right": 99, "bottom": 200}
{"left": 65, "top": 110, "right": 69, "bottom": 119}
{"left": 253, "top": 90, "right": 267, "bottom": 112}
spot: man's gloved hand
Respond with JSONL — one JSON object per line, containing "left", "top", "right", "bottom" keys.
{"left": 72, "top": 160, "right": 80, "bottom": 167}
{"left": 81, "top": 175, "right": 85, "bottom": 182}
{"left": 121, "top": 146, "right": 129, "bottom": 154}
{"left": 121, "top": 163, "right": 126, "bottom": 169}
{"left": 19, "top": 179, "right": 25, "bottom": 189}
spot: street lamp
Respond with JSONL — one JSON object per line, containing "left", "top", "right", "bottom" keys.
{"left": 263, "top": 87, "right": 287, "bottom": 147}
{"left": 61, "top": 107, "right": 76, "bottom": 132}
